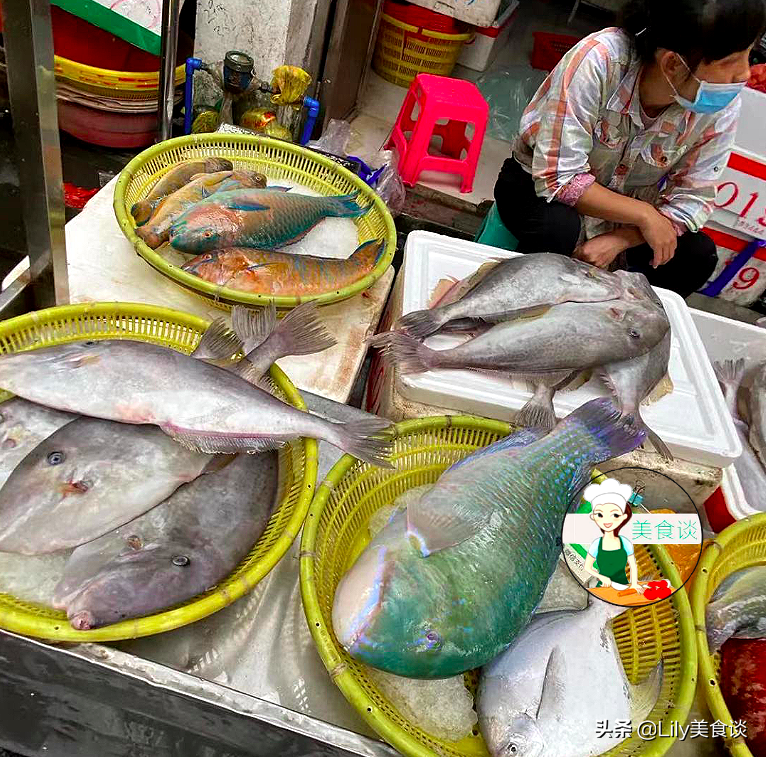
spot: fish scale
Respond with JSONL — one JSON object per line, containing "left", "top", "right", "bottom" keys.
{"left": 332, "top": 398, "right": 646, "bottom": 678}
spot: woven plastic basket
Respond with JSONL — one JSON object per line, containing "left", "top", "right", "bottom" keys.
{"left": 113, "top": 134, "right": 397, "bottom": 311}
{"left": 0, "top": 302, "right": 317, "bottom": 643}
{"left": 54, "top": 55, "right": 185, "bottom": 100}
{"left": 373, "top": 13, "right": 472, "bottom": 88}
{"left": 300, "top": 415, "right": 697, "bottom": 757}
{"left": 691, "top": 512, "right": 766, "bottom": 757}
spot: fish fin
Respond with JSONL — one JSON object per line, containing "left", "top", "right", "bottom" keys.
{"left": 713, "top": 358, "right": 746, "bottom": 386}
{"left": 629, "top": 661, "right": 664, "bottom": 724}
{"left": 202, "top": 453, "right": 238, "bottom": 473}
{"left": 438, "top": 261, "right": 501, "bottom": 308}
{"left": 445, "top": 428, "right": 545, "bottom": 472}
{"left": 191, "top": 318, "right": 243, "bottom": 360}
{"left": 559, "top": 273, "right": 582, "bottom": 285}
{"left": 643, "top": 423, "right": 673, "bottom": 462}
{"left": 328, "top": 417, "right": 395, "bottom": 469}
{"left": 536, "top": 647, "right": 568, "bottom": 721}
{"left": 516, "top": 387, "right": 557, "bottom": 432}
{"left": 429, "top": 276, "right": 460, "bottom": 308}
{"left": 325, "top": 191, "right": 370, "bottom": 219}
{"left": 554, "top": 369, "right": 586, "bottom": 391}
{"left": 350, "top": 239, "right": 386, "bottom": 265}
{"left": 231, "top": 303, "right": 278, "bottom": 354}
{"left": 262, "top": 301, "right": 336, "bottom": 357}
{"left": 397, "top": 308, "right": 447, "bottom": 340}
{"left": 267, "top": 185, "right": 291, "bottom": 192}
{"left": 557, "top": 398, "right": 646, "bottom": 463}
{"left": 406, "top": 501, "right": 490, "bottom": 556}
{"left": 256, "top": 373, "right": 277, "bottom": 394}
{"left": 162, "top": 427, "right": 285, "bottom": 454}
{"left": 368, "top": 331, "right": 439, "bottom": 373}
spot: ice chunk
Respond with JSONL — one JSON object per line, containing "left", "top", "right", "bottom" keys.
{"left": 0, "top": 550, "right": 70, "bottom": 606}
{"left": 536, "top": 556, "right": 589, "bottom": 614}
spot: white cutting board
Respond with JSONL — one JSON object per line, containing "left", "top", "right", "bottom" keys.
{"left": 397, "top": 231, "right": 741, "bottom": 469}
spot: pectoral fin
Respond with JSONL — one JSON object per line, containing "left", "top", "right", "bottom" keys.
{"left": 406, "top": 499, "right": 490, "bottom": 556}
{"left": 536, "top": 646, "right": 568, "bottom": 721}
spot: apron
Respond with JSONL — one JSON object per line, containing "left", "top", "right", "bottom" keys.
{"left": 595, "top": 537, "right": 629, "bottom": 587}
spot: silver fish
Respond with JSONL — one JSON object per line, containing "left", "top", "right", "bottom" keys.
{"left": 54, "top": 452, "right": 280, "bottom": 630}
{"left": 0, "top": 336, "right": 392, "bottom": 467}
{"left": 397, "top": 254, "right": 623, "bottom": 339}
{"left": 706, "top": 566, "right": 766, "bottom": 651}
{"left": 0, "top": 398, "right": 76, "bottom": 489}
{"left": 714, "top": 359, "right": 766, "bottom": 511}
{"left": 747, "top": 362, "right": 766, "bottom": 466}
{"left": 478, "top": 600, "right": 662, "bottom": 757}
{"left": 372, "top": 299, "right": 669, "bottom": 376}
{"left": 0, "top": 417, "right": 213, "bottom": 554}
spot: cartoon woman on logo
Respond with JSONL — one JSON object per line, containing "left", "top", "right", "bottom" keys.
{"left": 582, "top": 478, "right": 644, "bottom": 594}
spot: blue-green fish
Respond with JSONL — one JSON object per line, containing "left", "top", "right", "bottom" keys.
{"left": 332, "top": 398, "right": 645, "bottom": 678}
{"left": 169, "top": 189, "right": 370, "bottom": 253}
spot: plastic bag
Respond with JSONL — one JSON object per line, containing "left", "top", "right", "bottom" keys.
{"left": 271, "top": 65, "right": 312, "bottom": 107}
{"left": 306, "top": 119, "right": 352, "bottom": 156}
{"left": 476, "top": 65, "right": 547, "bottom": 143}
{"left": 368, "top": 149, "right": 406, "bottom": 217}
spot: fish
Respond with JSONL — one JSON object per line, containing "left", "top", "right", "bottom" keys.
{"left": 53, "top": 452, "right": 280, "bottom": 630}
{"left": 0, "top": 398, "right": 76, "bottom": 489}
{"left": 747, "top": 362, "right": 766, "bottom": 467}
{"left": 714, "top": 359, "right": 766, "bottom": 510}
{"left": 477, "top": 600, "right": 663, "bottom": 757}
{"left": 0, "top": 333, "right": 392, "bottom": 467}
{"left": 130, "top": 158, "right": 234, "bottom": 225}
{"left": 181, "top": 239, "right": 386, "bottom": 296}
{"left": 169, "top": 188, "right": 370, "bottom": 253}
{"left": 332, "top": 398, "right": 645, "bottom": 678}
{"left": 371, "top": 299, "right": 669, "bottom": 377}
{"left": 721, "top": 638, "right": 766, "bottom": 756}
{"left": 0, "top": 416, "right": 214, "bottom": 554}
{"left": 706, "top": 566, "right": 766, "bottom": 651}
{"left": 135, "top": 169, "right": 267, "bottom": 248}
{"left": 598, "top": 330, "right": 673, "bottom": 460}
{"left": 397, "top": 254, "right": 623, "bottom": 340}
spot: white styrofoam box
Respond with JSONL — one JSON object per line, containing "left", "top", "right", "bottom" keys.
{"left": 690, "top": 307, "right": 766, "bottom": 519}
{"left": 396, "top": 231, "right": 741, "bottom": 468}
{"left": 405, "top": 0, "right": 503, "bottom": 28}
{"left": 735, "top": 86, "right": 766, "bottom": 158}
{"left": 456, "top": 0, "right": 519, "bottom": 72}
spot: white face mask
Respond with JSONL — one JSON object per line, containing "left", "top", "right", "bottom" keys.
{"left": 665, "top": 55, "right": 747, "bottom": 114}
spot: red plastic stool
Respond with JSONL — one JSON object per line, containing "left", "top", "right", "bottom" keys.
{"left": 386, "top": 74, "right": 489, "bottom": 194}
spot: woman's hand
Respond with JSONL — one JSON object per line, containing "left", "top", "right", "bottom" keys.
{"left": 599, "top": 576, "right": 613, "bottom": 588}
{"left": 573, "top": 233, "right": 625, "bottom": 269}
{"left": 638, "top": 206, "right": 678, "bottom": 268}
{"left": 630, "top": 582, "right": 645, "bottom": 595}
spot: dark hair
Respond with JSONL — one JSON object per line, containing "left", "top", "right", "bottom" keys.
{"left": 613, "top": 503, "right": 633, "bottom": 537}
{"left": 621, "top": 0, "right": 766, "bottom": 69}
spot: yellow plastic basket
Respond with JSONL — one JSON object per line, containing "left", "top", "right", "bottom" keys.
{"left": 113, "top": 134, "right": 397, "bottom": 311}
{"left": 691, "top": 512, "right": 766, "bottom": 757}
{"left": 0, "top": 302, "right": 317, "bottom": 643}
{"left": 372, "top": 13, "right": 472, "bottom": 88}
{"left": 54, "top": 55, "right": 185, "bottom": 101}
{"left": 300, "top": 415, "right": 698, "bottom": 757}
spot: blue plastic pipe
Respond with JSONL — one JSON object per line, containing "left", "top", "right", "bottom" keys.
{"left": 300, "top": 96, "right": 320, "bottom": 145}
{"left": 184, "top": 57, "right": 204, "bottom": 135}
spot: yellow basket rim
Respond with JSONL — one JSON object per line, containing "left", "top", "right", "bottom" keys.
{"left": 300, "top": 415, "right": 698, "bottom": 757}
{"left": 380, "top": 12, "right": 472, "bottom": 41}
{"left": 54, "top": 55, "right": 185, "bottom": 89}
{"left": 112, "top": 134, "right": 397, "bottom": 310}
{"left": 0, "top": 301, "right": 318, "bottom": 643}
{"left": 690, "top": 512, "right": 766, "bottom": 757}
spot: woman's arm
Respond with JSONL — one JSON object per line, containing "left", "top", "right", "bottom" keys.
{"left": 627, "top": 554, "right": 645, "bottom": 593}
{"left": 584, "top": 554, "right": 612, "bottom": 587}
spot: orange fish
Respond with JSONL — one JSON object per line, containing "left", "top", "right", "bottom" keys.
{"left": 182, "top": 239, "right": 385, "bottom": 296}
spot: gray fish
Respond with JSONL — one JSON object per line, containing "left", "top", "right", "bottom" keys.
{"left": 598, "top": 330, "right": 673, "bottom": 460}
{"left": 0, "top": 417, "right": 213, "bottom": 554}
{"left": 478, "top": 600, "right": 662, "bottom": 757}
{"left": 372, "top": 299, "right": 669, "bottom": 376}
{"left": 397, "top": 254, "right": 624, "bottom": 339}
{"left": 54, "top": 452, "right": 279, "bottom": 630}
{"left": 0, "top": 335, "right": 392, "bottom": 467}
{"left": 714, "top": 359, "right": 766, "bottom": 511}
{"left": 0, "top": 398, "right": 76, "bottom": 489}
{"left": 706, "top": 566, "right": 766, "bottom": 651}
{"left": 747, "top": 362, "right": 766, "bottom": 466}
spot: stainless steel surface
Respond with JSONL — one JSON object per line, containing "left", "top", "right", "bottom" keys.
{"left": 157, "top": 0, "right": 182, "bottom": 142}
{"left": 320, "top": 0, "right": 383, "bottom": 129}
{"left": 0, "top": 0, "right": 68, "bottom": 313}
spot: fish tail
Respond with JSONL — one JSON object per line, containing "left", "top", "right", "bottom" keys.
{"left": 350, "top": 239, "right": 386, "bottom": 267}
{"left": 396, "top": 308, "right": 448, "bottom": 340}
{"left": 271, "top": 301, "right": 337, "bottom": 355}
{"left": 324, "top": 191, "right": 370, "bottom": 219}
{"left": 638, "top": 412, "right": 673, "bottom": 461}
{"left": 516, "top": 387, "right": 557, "bottom": 432}
{"left": 557, "top": 397, "right": 646, "bottom": 464}
{"left": 323, "top": 417, "right": 395, "bottom": 468}
{"left": 368, "top": 331, "right": 440, "bottom": 373}
{"left": 131, "top": 199, "right": 158, "bottom": 227}
{"left": 231, "top": 303, "right": 278, "bottom": 353}
{"left": 713, "top": 358, "right": 746, "bottom": 387}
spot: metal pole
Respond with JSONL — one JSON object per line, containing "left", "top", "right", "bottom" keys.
{"left": 157, "top": 0, "right": 181, "bottom": 142}
{"left": 0, "top": 0, "right": 69, "bottom": 313}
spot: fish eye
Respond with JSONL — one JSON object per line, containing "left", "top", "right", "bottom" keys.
{"left": 0, "top": 413, "right": 4, "bottom": 423}
{"left": 172, "top": 555, "right": 190, "bottom": 567}
{"left": 509, "top": 746, "right": 518, "bottom": 755}
{"left": 424, "top": 630, "right": 442, "bottom": 649}
{"left": 47, "top": 451, "right": 65, "bottom": 465}
{"left": 628, "top": 328, "right": 640, "bottom": 338}
{"left": 127, "top": 535, "right": 142, "bottom": 550}
{"left": 83, "top": 340, "right": 96, "bottom": 347}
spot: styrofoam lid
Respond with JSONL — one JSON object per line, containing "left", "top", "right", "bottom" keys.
{"left": 397, "top": 231, "right": 742, "bottom": 469}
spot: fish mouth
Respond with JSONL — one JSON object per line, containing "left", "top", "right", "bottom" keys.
{"left": 69, "top": 610, "right": 95, "bottom": 631}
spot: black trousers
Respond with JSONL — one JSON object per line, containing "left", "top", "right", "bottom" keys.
{"left": 494, "top": 158, "right": 718, "bottom": 299}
